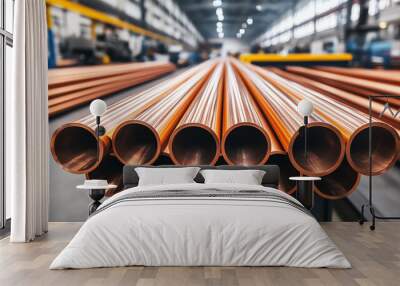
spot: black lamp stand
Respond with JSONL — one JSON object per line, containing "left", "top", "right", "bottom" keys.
{"left": 88, "top": 115, "right": 106, "bottom": 215}
{"left": 304, "top": 116, "right": 308, "bottom": 159}
{"left": 359, "top": 95, "right": 400, "bottom": 230}
{"left": 94, "top": 116, "right": 106, "bottom": 162}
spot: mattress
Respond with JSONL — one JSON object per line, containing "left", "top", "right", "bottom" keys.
{"left": 50, "top": 183, "right": 350, "bottom": 269}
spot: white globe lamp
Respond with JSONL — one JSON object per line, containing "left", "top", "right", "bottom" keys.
{"left": 297, "top": 99, "right": 314, "bottom": 117}
{"left": 90, "top": 99, "right": 107, "bottom": 117}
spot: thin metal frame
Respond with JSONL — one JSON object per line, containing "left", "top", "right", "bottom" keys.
{"left": 359, "top": 95, "right": 400, "bottom": 231}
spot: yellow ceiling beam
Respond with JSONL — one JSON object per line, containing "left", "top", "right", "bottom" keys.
{"left": 46, "top": 0, "right": 177, "bottom": 45}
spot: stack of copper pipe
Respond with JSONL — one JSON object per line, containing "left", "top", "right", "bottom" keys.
{"left": 48, "top": 62, "right": 176, "bottom": 117}
{"left": 50, "top": 59, "right": 400, "bottom": 199}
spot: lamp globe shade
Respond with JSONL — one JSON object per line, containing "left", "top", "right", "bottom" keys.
{"left": 90, "top": 99, "right": 107, "bottom": 117}
{"left": 297, "top": 99, "right": 314, "bottom": 117}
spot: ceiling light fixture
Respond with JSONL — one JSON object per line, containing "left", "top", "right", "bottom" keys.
{"left": 379, "top": 21, "right": 388, "bottom": 29}
{"left": 247, "top": 18, "right": 253, "bottom": 25}
{"left": 216, "top": 22, "right": 223, "bottom": 27}
{"left": 217, "top": 26, "right": 223, "bottom": 33}
{"left": 236, "top": 33, "right": 242, "bottom": 38}
{"left": 256, "top": 5, "right": 262, "bottom": 11}
{"left": 242, "top": 23, "right": 247, "bottom": 28}
{"left": 216, "top": 7, "right": 223, "bottom": 15}
{"left": 217, "top": 15, "right": 224, "bottom": 21}
{"left": 218, "top": 32, "right": 224, "bottom": 38}
{"left": 240, "top": 28, "right": 245, "bottom": 34}
{"left": 213, "top": 0, "right": 222, "bottom": 7}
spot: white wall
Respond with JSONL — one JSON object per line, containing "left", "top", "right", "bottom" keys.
{"left": 310, "top": 35, "right": 341, "bottom": 53}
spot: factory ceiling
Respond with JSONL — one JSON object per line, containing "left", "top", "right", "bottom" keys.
{"left": 175, "top": 0, "right": 298, "bottom": 42}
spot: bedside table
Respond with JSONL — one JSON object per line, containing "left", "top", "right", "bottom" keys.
{"left": 77, "top": 183, "right": 117, "bottom": 215}
{"left": 289, "top": 176, "right": 321, "bottom": 210}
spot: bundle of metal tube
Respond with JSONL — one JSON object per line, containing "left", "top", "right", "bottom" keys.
{"left": 316, "top": 66, "right": 400, "bottom": 86}
{"left": 51, "top": 64, "right": 201, "bottom": 174}
{"left": 264, "top": 69, "right": 400, "bottom": 198}
{"left": 168, "top": 61, "right": 224, "bottom": 165}
{"left": 112, "top": 60, "right": 217, "bottom": 165}
{"left": 268, "top": 68, "right": 400, "bottom": 130}
{"left": 286, "top": 66, "right": 400, "bottom": 107}
{"left": 266, "top": 69, "right": 399, "bottom": 176}
{"left": 48, "top": 62, "right": 176, "bottom": 117}
{"left": 233, "top": 60, "right": 345, "bottom": 177}
{"left": 51, "top": 60, "right": 400, "bottom": 200}
{"left": 228, "top": 61, "right": 298, "bottom": 193}
{"left": 262, "top": 71, "right": 361, "bottom": 198}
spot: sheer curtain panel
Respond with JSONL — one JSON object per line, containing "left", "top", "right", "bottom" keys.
{"left": 8, "top": 0, "right": 49, "bottom": 242}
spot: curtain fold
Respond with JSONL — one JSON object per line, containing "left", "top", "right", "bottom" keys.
{"left": 8, "top": 0, "right": 49, "bottom": 242}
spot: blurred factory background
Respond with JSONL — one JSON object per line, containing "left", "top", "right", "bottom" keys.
{"left": 46, "top": 0, "right": 400, "bottom": 69}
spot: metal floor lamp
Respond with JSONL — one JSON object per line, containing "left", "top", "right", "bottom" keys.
{"left": 359, "top": 95, "right": 400, "bottom": 230}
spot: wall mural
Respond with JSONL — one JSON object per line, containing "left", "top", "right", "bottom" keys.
{"left": 50, "top": 58, "right": 400, "bottom": 204}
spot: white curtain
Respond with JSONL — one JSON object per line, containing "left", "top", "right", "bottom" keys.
{"left": 8, "top": 0, "right": 49, "bottom": 242}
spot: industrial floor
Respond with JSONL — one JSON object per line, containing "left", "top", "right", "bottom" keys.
{"left": 48, "top": 67, "right": 400, "bottom": 222}
{"left": 1, "top": 222, "right": 399, "bottom": 286}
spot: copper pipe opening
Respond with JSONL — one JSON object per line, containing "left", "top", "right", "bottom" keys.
{"left": 267, "top": 153, "right": 298, "bottom": 194}
{"left": 51, "top": 124, "right": 101, "bottom": 174}
{"left": 86, "top": 155, "right": 124, "bottom": 197}
{"left": 347, "top": 123, "right": 399, "bottom": 175}
{"left": 170, "top": 125, "right": 219, "bottom": 165}
{"left": 289, "top": 123, "right": 345, "bottom": 176}
{"left": 113, "top": 120, "right": 160, "bottom": 165}
{"left": 315, "top": 158, "right": 360, "bottom": 200}
{"left": 223, "top": 124, "right": 270, "bottom": 165}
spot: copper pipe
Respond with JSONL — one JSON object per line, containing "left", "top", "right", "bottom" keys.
{"left": 226, "top": 62, "right": 298, "bottom": 192}
{"left": 234, "top": 61, "right": 345, "bottom": 176}
{"left": 48, "top": 66, "right": 174, "bottom": 117}
{"left": 287, "top": 66, "right": 400, "bottom": 107}
{"left": 268, "top": 68, "right": 400, "bottom": 176}
{"left": 348, "top": 122, "right": 400, "bottom": 175}
{"left": 86, "top": 155, "right": 124, "bottom": 197}
{"left": 49, "top": 66, "right": 173, "bottom": 98}
{"left": 48, "top": 62, "right": 175, "bottom": 88}
{"left": 112, "top": 61, "right": 216, "bottom": 165}
{"left": 269, "top": 68, "right": 400, "bottom": 129}
{"left": 51, "top": 66, "right": 199, "bottom": 174}
{"left": 221, "top": 60, "right": 271, "bottom": 166}
{"left": 314, "top": 158, "right": 361, "bottom": 200}
{"left": 169, "top": 62, "right": 224, "bottom": 165}
{"left": 49, "top": 72, "right": 160, "bottom": 110}
{"left": 267, "top": 151, "right": 299, "bottom": 195}
{"left": 316, "top": 66, "right": 400, "bottom": 86}
{"left": 51, "top": 122, "right": 111, "bottom": 174}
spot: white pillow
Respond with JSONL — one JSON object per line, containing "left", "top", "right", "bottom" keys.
{"left": 135, "top": 167, "right": 200, "bottom": 186}
{"left": 200, "top": 169, "right": 266, "bottom": 185}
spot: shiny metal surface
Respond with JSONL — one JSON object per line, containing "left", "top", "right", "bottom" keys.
{"left": 221, "top": 60, "right": 272, "bottom": 166}
{"left": 234, "top": 60, "right": 345, "bottom": 177}
{"left": 169, "top": 61, "right": 224, "bottom": 165}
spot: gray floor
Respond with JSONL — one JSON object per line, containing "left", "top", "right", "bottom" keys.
{"left": 49, "top": 68, "right": 400, "bottom": 222}
{"left": 349, "top": 165, "right": 400, "bottom": 220}
{"left": 49, "top": 70, "right": 185, "bottom": 222}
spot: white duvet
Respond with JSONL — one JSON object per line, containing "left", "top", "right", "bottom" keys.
{"left": 50, "top": 183, "right": 350, "bottom": 269}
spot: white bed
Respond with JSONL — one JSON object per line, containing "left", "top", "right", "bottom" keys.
{"left": 50, "top": 183, "right": 350, "bottom": 269}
